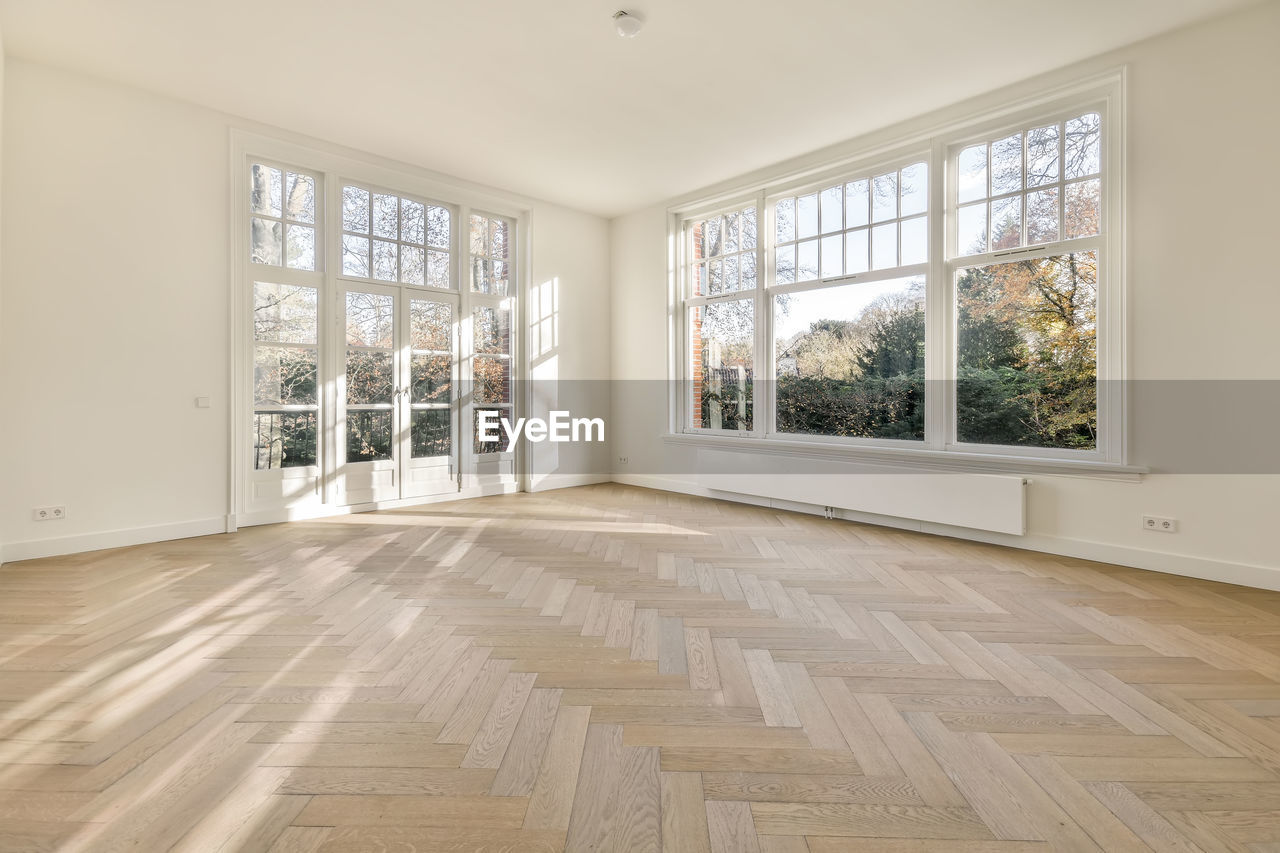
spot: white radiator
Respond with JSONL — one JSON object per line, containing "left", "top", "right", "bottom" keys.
{"left": 695, "top": 449, "right": 1026, "bottom": 536}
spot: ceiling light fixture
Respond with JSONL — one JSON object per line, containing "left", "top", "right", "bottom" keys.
{"left": 613, "top": 10, "right": 643, "bottom": 39}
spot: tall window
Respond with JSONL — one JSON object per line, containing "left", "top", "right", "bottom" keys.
{"left": 677, "top": 88, "right": 1116, "bottom": 463}
{"left": 471, "top": 213, "right": 514, "bottom": 452}
{"left": 240, "top": 145, "right": 523, "bottom": 521}
{"left": 249, "top": 160, "right": 322, "bottom": 471}
{"left": 687, "top": 205, "right": 757, "bottom": 432}
{"left": 951, "top": 111, "right": 1102, "bottom": 450}
{"left": 772, "top": 161, "right": 928, "bottom": 441}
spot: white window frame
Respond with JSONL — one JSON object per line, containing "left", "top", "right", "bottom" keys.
{"left": 680, "top": 193, "right": 764, "bottom": 438}
{"left": 230, "top": 131, "right": 531, "bottom": 528}
{"left": 669, "top": 73, "right": 1131, "bottom": 475}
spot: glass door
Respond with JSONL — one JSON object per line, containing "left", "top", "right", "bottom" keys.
{"left": 337, "top": 284, "right": 460, "bottom": 506}
{"left": 339, "top": 285, "right": 399, "bottom": 504}
{"left": 403, "top": 296, "right": 458, "bottom": 498}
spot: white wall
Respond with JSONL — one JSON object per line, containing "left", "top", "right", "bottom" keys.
{"left": 610, "top": 2, "right": 1280, "bottom": 589}
{"left": 0, "top": 59, "right": 611, "bottom": 561}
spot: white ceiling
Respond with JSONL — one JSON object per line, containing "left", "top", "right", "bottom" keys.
{"left": 0, "top": 0, "right": 1259, "bottom": 217}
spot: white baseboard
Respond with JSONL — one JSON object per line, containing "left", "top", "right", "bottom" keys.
{"left": 527, "top": 473, "right": 612, "bottom": 493}
{"left": 1, "top": 517, "right": 228, "bottom": 565}
{"left": 611, "top": 473, "right": 1280, "bottom": 593}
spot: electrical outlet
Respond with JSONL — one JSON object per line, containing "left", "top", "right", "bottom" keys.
{"left": 1142, "top": 515, "right": 1178, "bottom": 533}
{"left": 33, "top": 506, "right": 66, "bottom": 521}
{"left": 618, "top": 456, "right": 629, "bottom": 464}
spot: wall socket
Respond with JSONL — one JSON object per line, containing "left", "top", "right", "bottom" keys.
{"left": 1142, "top": 515, "right": 1178, "bottom": 533}
{"left": 33, "top": 506, "right": 66, "bottom": 521}
{"left": 618, "top": 456, "right": 629, "bottom": 464}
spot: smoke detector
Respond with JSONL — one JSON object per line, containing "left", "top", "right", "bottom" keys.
{"left": 613, "top": 10, "right": 643, "bottom": 38}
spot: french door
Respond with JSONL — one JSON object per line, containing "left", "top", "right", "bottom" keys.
{"left": 337, "top": 282, "right": 459, "bottom": 505}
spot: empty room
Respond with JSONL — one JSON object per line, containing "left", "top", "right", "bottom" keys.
{"left": 2, "top": 0, "right": 1279, "bottom": 850}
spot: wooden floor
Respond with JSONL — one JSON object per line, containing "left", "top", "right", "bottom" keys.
{"left": 2, "top": 485, "right": 1280, "bottom": 852}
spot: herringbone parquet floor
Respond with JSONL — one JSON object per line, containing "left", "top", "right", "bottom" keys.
{"left": 2, "top": 484, "right": 1280, "bottom": 852}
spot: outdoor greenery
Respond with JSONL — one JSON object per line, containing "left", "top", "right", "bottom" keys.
{"left": 699, "top": 247, "right": 1098, "bottom": 447}
{"left": 956, "top": 251, "right": 1097, "bottom": 448}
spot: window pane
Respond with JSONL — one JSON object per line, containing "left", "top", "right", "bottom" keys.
{"left": 691, "top": 220, "right": 707, "bottom": 262}
{"left": 474, "top": 354, "right": 510, "bottom": 403}
{"left": 900, "top": 163, "right": 927, "bottom": 217}
{"left": 373, "top": 239, "right": 398, "bottom": 281}
{"left": 991, "top": 197, "right": 1022, "bottom": 250}
{"left": 1065, "top": 113, "right": 1101, "bottom": 179}
{"left": 957, "top": 252, "right": 1097, "bottom": 449}
{"left": 740, "top": 253, "right": 757, "bottom": 290}
{"left": 401, "top": 199, "right": 426, "bottom": 245}
{"left": 475, "top": 407, "right": 513, "bottom": 453}
{"left": 254, "top": 282, "right": 317, "bottom": 344}
{"left": 820, "top": 186, "right": 842, "bottom": 233}
{"left": 796, "top": 193, "right": 818, "bottom": 239}
{"left": 401, "top": 245, "right": 425, "bottom": 285}
{"left": 900, "top": 216, "right": 927, "bottom": 266}
{"left": 1026, "top": 187, "right": 1060, "bottom": 244}
{"left": 990, "top": 133, "right": 1022, "bottom": 195}
{"left": 285, "top": 172, "right": 314, "bottom": 223}
{"left": 372, "top": 193, "right": 398, "bottom": 239}
{"left": 1027, "top": 124, "right": 1060, "bottom": 187}
{"left": 1064, "top": 178, "right": 1101, "bottom": 239}
{"left": 489, "top": 218, "right": 509, "bottom": 261}
{"left": 845, "top": 229, "right": 868, "bottom": 275}
{"left": 346, "top": 350, "right": 394, "bottom": 405}
{"left": 286, "top": 225, "right": 315, "bottom": 271}
{"left": 692, "top": 261, "right": 707, "bottom": 295}
{"left": 427, "top": 206, "right": 451, "bottom": 249}
{"left": 342, "top": 186, "right": 370, "bottom": 233}
{"left": 427, "top": 250, "right": 450, "bottom": 289}
{"left": 723, "top": 255, "right": 739, "bottom": 292}
{"left": 775, "top": 245, "right": 796, "bottom": 285}
{"left": 412, "top": 409, "right": 451, "bottom": 458}
{"left": 251, "top": 218, "right": 282, "bottom": 266}
{"left": 774, "top": 276, "right": 924, "bottom": 440}
{"left": 342, "top": 235, "right": 369, "bottom": 277}
{"left": 705, "top": 215, "right": 722, "bottom": 257}
{"left": 957, "top": 203, "right": 987, "bottom": 255}
{"left": 775, "top": 198, "right": 795, "bottom": 243}
{"left": 796, "top": 239, "right": 819, "bottom": 282}
{"left": 411, "top": 299, "right": 452, "bottom": 350}
{"left": 253, "top": 411, "right": 316, "bottom": 469}
{"left": 690, "top": 298, "right": 753, "bottom": 431}
{"left": 724, "top": 211, "right": 739, "bottom": 253}
{"left": 741, "top": 208, "right": 757, "bottom": 250}
{"left": 347, "top": 411, "right": 392, "bottom": 461}
{"left": 472, "top": 256, "right": 497, "bottom": 295}
{"left": 254, "top": 346, "right": 318, "bottom": 406}
{"left": 250, "top": 164, "right": 282, "bottom": 217}
{"left": 871, "top": 222, "right": 897, "bottom": 270}
{"left": 957, "top": 144, "right": 988, "bottom": 203}
{"left": 345, "top": 291, "right": 394, "bottom": 347}
{"left": 845, "top": 180, "right": 869, "bottom": 227}
{"left": 412, "top": 354, "right": 452, "bottom": 402}
{"left": 474, "top": 305, "right": 511, "bottom": 355}
{"left": 820, "top": 234, "right": 842, "bottom": 278}
{"left": 871, "top": 172, "right": 897, "bottom": 223}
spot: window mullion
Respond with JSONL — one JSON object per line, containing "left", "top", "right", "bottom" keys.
{"left": 926, "top": 136, "right": 949, "bottom": 452}
{"left": 755, "top": 189, "right": 770, "bottom": 438}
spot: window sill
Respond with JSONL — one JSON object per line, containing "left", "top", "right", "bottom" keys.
{"left": 661, "top": 432, "right": 1146, "bottom": 481}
